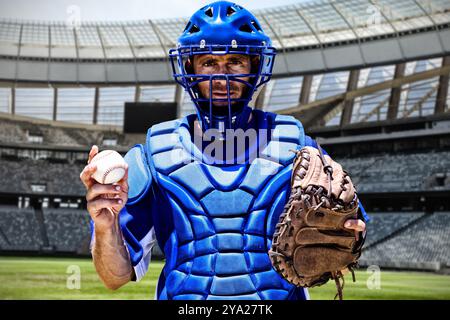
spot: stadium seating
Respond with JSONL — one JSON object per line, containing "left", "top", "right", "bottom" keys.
{"left": 361, "top": 212, "right": 450, "bottom": 270}
{"left": 42, "top": 208, "right": 91, "bottom": 253}
{"left": 0, "top": 158, "right": 85, "bottom": 196}
{"left": 337, "top": 151, "right": 450, "bottom": 192}
{"left": 0, "top": 203, "right": 165, "bottom": 257}
{"left": 0, "top": 205, "right": 42, "bottom": 251}
{"left": 0, "top": 232, "right": 9, "bottom": 248}
{"left": 1, "top": 201, "right": 449, "bottom": 271}
{"left": 0, "top": 121, "right": 28, "bottom": 143}
{"left": 0, "top": 115, "right": 145, "bottom": 148}
{"left": 363, "top": 212, "right": 425, "bottom": 247}
{"left": 1, "top": 147, "right": 450, "bottom": 197}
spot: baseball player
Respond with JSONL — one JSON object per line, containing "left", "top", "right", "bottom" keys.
{"left": 80, "top": 1, "right": 368, "bottom": 300}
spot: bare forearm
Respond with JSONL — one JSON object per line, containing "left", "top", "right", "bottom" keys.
{"left": 91, "top": 217, "right": 133, "bottom": 290}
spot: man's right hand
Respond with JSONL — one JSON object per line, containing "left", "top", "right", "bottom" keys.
{"left": 79, "top": 145, "right": 134, "bottom": 290}
{"left": 79, "top": 145, "right": 129, "bottom": 232}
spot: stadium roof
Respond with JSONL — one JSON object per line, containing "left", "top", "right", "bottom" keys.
{"left": 0, "top": 0, "right": 449, "bottom": 83}
{"left": 1, "top": 0, "right": 449, "bottom": 59}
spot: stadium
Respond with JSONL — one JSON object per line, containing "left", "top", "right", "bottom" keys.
{"left": 1, "top": 0, "right": 450, "bottom": 300}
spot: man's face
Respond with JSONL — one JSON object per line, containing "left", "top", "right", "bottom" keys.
{"left": 192, "top": 54, "right": 252, "bottom": 106}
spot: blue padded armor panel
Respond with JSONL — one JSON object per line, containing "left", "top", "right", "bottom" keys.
{"left": 145, "top": 109, "right": 307, "bottom": 300}
{"left": 169, "top": 163, "right": 214, "bottom": 198}
{"left": 124, "top": 144, "right": 152, "bottom": 204}
{"left": 200, "top": 189, "right": 253, "bottom": 217}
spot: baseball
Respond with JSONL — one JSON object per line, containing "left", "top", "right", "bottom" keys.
{"left": 90, "top": 150, "right": 127, "bottom": 184}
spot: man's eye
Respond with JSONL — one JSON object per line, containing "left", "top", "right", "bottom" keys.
{"left": 203, "top": 61, "right": 216, "bottom": 67}
{"left": 229, "top": 60, "right": 243, "bottom": 65}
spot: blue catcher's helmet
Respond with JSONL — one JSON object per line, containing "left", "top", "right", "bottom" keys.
{"left": 169, "top": 1, "right": 276, "bottom": 133}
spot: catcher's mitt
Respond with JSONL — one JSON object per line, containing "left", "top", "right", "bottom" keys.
{"left": 269, "top": 144, "right": 365, "bottom": 300}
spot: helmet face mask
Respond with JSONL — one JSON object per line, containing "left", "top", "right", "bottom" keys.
{"left": 169, "top": 1, "right": 277, "bottom": 132}
{"left": 188, "top": 53, "right": 255, "bottom": 113}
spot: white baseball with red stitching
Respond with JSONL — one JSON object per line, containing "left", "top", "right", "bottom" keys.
{"left": 90, "top": 150, "right": 126, "bottom": 184}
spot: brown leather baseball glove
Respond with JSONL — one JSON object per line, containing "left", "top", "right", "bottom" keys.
{"left": 269, "top": 144, "right": 365, "bottom": 300}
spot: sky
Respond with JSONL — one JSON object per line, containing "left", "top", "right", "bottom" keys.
{"left": 0, "top": 0, "right": 308, "bottom": 22}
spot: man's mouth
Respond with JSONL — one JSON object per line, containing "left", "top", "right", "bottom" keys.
{"left": 212, "top": 91, "right": 236, "bottom": 98}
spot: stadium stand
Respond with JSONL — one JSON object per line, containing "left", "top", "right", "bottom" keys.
{"left": 337, "top": 150, "right": 450, "bottom": 192}
{"left": 42, "top": 208, "right": 91, "bottom": 253}
{"left": 0, "top": 113, "right": 145, "bottom": 148}
{"left": 1, "top": 143, "right": 447, "bottom": 198}
{"left": 0, "top": 203, "right": 164, "bottom": 257}
{"left": 361, "top": 212, "right": 450, "bottom": 271}
{"left": 0, "top": 120, "right": 28, "bottom": 144}
{"left": 362, "top": 212, "right": 425, "bottom": 247}
{"left": 0, "top": 158, "right": 85, "bottom": 196}
{"left": 0, "top": 232, "right": 9, "bottom": 248}
{"left": 0, "top": 205, "right": 42, "bottom": 251}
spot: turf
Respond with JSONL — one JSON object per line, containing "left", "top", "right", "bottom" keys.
{"left": 1, "top": 256, "right": 449, "bottom": 300}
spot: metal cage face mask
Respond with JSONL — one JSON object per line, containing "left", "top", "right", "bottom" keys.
{"left": 169, "top": 45, "right": 276, "bottom": 132}
{"left": 168, "top": 1, "right": 277, "bottom": 132}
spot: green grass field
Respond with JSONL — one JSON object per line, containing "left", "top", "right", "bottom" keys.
{"left": 1, "top": 256, "right": 450, "bottom": 300}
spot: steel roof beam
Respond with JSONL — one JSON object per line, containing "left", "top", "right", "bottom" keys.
{"left": 279, "top": 63, "right": 450, "bottom": 115}
{"left": 434, "top": 55, "right": 450, "bottom": 114}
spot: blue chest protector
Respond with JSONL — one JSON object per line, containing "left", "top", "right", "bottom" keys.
{"left": 122, "top": 110, "right": 310, "bottom": 300}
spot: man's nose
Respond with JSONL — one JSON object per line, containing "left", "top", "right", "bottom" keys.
{"left": 211, "top": 69, "right": 227, "bottom": 86}
{"left": 212, "top": 78, "right": 227, "bottom": 88}
{"left": 216, "top": 62, "right": 231, "bottom": 74}
{"left": 211, "top": 63, "right": 232, "bottom": 87}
